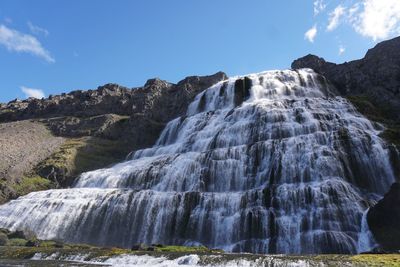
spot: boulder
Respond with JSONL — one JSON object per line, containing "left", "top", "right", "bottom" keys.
{"left": 367, "top": 183, "right": 400, "bottom": 250}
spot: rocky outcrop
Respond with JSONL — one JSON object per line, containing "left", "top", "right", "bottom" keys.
{"left": 291, "top": 36, "right": 400, "bottom": 122}
{"left": 0, "top": 72, "right": 227, "bottom": 123}
{"left": 367, "top": 183, "right": 400, "bottom": 251}
{"left": 0, "top": 72, "right": 227, "bottom": 202}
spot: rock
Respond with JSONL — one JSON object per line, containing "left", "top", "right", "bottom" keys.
{"left": 0, "top": 233, "right": 8, "bottom": 246}
{"left": 0, "top": 72, "right": 227, "bottom": 124}
{"left": 0, "top": 71, "right": 227, "bottom": 202}
{"left": 291, "top": 36, "right": 400, "bottom": 122}
{"left": 7, "top": 230, "right": 26, "bottom": 239}
{"left": 131, "top": 244, "right": 147, "bottom": 251}
{"left": 0, "top": 228, "right": 10, "bottom": 236}
{"left": 367, "top": 183, "right": 400, "bottom": 250}
{"left": 26, "top": 239, "right": 40, "bottom": 247}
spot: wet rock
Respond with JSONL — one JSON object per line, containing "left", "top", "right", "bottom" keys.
{"left": 234, "top": 77, "right": 252, "bottom": 107}
{"left": 367, "top": 183, "right": 400, "bottom": 250}
{"left": 131, "top": 244, "right": 147, "bottom": 251}
{"left": 7, "top": 230, "right": 26, "bottom": 239}
{"left": 0, "top": 233, "right": 8, "bottom": 246}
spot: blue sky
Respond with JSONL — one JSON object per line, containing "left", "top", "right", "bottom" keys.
{"left": 0, "top": 0, "right": 399, "bottom": 102}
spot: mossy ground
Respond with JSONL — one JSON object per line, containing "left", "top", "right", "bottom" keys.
{"left": 351, "top": 254, "right": 400, "bottom": 267}
{"left": 12, "top": 175, "right": 53, "bottom": 196}
{"left": 34, "top": 136, "right": 132, "bottom": 187}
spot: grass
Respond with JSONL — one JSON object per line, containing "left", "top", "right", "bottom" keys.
{"left": 6, "top": 239, "right": 27, "bottom": 247}
{"left": 35, "top": 136, "right": 132, "bottom": 187}
{"left": 351, "top": 254, "right": 400, "bottom": 267}
{"left": 12, "top": 176, "right": 53, "bottom": 196}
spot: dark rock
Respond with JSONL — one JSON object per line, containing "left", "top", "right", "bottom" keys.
{"left": 0, "top": 228, "right": 10, "bottom": 236}
{"left": 146, "top": 246, "right": 155, "bottom": 251}
{"left": 0, "top": 233, "right": 8, "bottom": 246}
{"left": 26, "top": 239, "right": 40, "bottom": 247}
{"left": 234, "top": 77, "right": 252, "bottom": 107}
{"left": 7, "top": 230, "right": 26, "bottom": 239}
{"left": 292, "top": 36, "right": 400, "bottom": 121}
{"left": 367, "top": 183, "right": 400, "bottom": 250}
{"left": 131, "top": 244, "right": 146, "bottom": 251}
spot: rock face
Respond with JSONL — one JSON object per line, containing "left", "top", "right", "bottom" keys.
{"left": 0, "top": 72, "right": 227, "bottom": 202}
{"left": 292, "top": 36, "right": 400, "bottom": 121}
{"left": 367, "top": 183, "right": 400, "bottom": 250}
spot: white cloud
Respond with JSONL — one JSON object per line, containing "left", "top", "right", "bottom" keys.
{"left": 314, "top": 0, "right": 326, "bottom": 15}
{"left": 305, "top": 25, "right": 318, "bottom": 43}
{"left": 0, "top": 24, "right": 55, "bottom": 63}
{"left": 21, "top": 86, "right": 45, "bottom": 99}
{"left": 27, "top": 21, "right": 49, "bottom": 37}
{"left": 339, "top": 45, "right": 345, "bottom": 55}
{"left": 327, "top": 5, "right": 345, "bottom": 31}
{"left": 351, "top": 0, "right": 400, "bottom": 41}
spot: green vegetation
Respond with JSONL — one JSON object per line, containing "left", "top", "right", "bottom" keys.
{"left": 351, "top": 254, "right": 400, "bottom": 267}
{"left": 12, "top": 175, "right": 53, "bottom": 196}
{"left": 35, "top": 136, "right": 132, "bottom": 187}
{"left": 6, "top": 238, "right": 27, "bottom": 247}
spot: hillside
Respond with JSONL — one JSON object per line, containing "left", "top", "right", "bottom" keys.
{"left": 0, "top": 72, "right": 226, "bottom": 203}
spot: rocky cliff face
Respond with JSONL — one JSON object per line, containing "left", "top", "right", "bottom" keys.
{"left": 291, "top": 36, "right": 400, "bottom": 122}
{"left": 0, "top": 72, "right": 227, "bottom": 203}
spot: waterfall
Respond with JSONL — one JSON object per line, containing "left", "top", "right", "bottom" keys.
{"left": 356, "top": 209, "right": 377, "bottom": 253}
{"left": 0, "top": 69, "right": 396, "bottom": 254}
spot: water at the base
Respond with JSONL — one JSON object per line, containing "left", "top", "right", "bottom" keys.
{"left": 0, "top": 69, "right": 397, "bottom": 254}
{"left": 11, "top": 253, "right": 353, "bottom": 267}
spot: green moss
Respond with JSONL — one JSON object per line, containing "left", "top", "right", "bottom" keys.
{"left": 12, "top": 176, "right": 53, "bottom": 196}
{"left": 36, "top": 136, "right": 131, "bottom": 185}
{"left": 351, "top": 254, "right": 400, "bottom": 267}
{"left": 7, "top": 238, "right": 27, "bottom": 247}
{"left": 38, "top": 241, "right": 59, "bottom": 248}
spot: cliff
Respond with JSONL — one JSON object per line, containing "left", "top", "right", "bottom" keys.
{"left": 0, "top": 72, "right": 227, "bottom": 203}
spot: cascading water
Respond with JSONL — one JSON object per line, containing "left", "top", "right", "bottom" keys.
{"left": 0, "top": 69, "right": 396, "bottom": 254}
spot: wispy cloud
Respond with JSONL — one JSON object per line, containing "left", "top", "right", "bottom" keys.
{"left": 351, "top": 0, "right": 400, "bottom": 41}
{"left": 327, "top": 5, "right": 345, "bottom": 31}
{"left": 27, "top": 21, "right": 49, "bottom": 37}
{"left": 338, "top": 45, "right": 345, "bottom": 55}
{"left": 21, "top": 86, "right": 45, "bottom": 99}
{"left": 313, "top": 0, "right": 326, "bottom": 15}
{"left": 305, "top": 25, "right": 318, "bottom": 43}
{"left": 312, "top": 0, "right": 400, "bottom": 41}
{"left": 0, "top": 24, "right": 54, "bottom": 63}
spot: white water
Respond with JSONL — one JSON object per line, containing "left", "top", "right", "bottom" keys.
{"left": 31, "top": 253, "right": 324, "bottom": 267}
{"left": 0, "top": 69, "right": 396, "bottom": 254}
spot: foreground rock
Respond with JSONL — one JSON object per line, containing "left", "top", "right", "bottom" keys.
{"left": 367, "top": 183, "right": 400, "bottom": 251}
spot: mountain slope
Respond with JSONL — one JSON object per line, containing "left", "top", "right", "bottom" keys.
{"left": 0, "top": 72, "right": 227, "bottom": 203}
